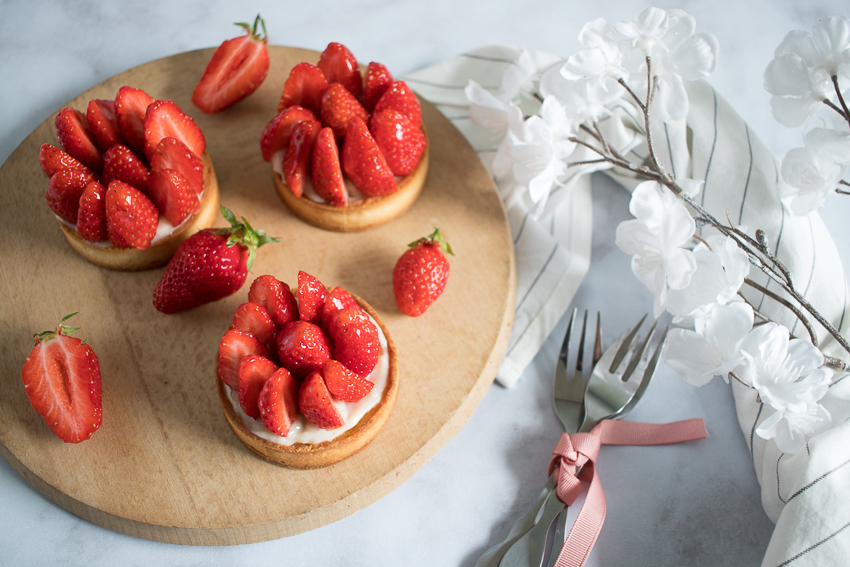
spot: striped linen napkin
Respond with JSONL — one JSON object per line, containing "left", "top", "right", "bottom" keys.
{"left": 404, "top": 45, "right": 850, "bottom": 567}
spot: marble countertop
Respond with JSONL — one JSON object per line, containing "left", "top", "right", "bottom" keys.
{"left": 1, "top": 1, "right": 847, "bottom": 565}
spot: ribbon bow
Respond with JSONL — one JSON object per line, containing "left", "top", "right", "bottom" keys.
{"left": 547, "top": 419, "right": 709, "bottom": 567}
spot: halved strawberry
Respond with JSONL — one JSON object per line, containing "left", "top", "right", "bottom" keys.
{"left": 275, "top": 320, "right": 331, "bottom": 379}
{"left": 144, "top": 99, "right": 206, "bottom": 160}
{"left": 323, "top": 359, "right": 374, "bottom": 402}
{"left": 247, "top": 275, "right": 299, "bottom": 330}
{"left": 150, "top": 137, "right": 204, "bottom": 195}
{"left": 105, "top": 180, "right": 159, "bottom": 249}
{"left": 311, "top": 127, "right": 347, "bottom": 207}
{"left": 38, "top": 144, "right": 90, "bottom": 178}
{"left": 278, "top": 62, "right": 329, "bottom": 116}
{"left": 297, "top": 270, "right": 328, "bottom": 325}
{"left": 76, "top": 181, "right": 109, "bottom": 242}
{"left": 147, "top": 168, "right": 199, "bottom": 226}
{"left": 101, "top": 144, "right": 150, "bottom": 191}
{"left": 327, "top": 307, "right": 380, "bottom": 376}
{"left": 231, "top": 301, "right": 278, "bottom": 356}
{"left": 320, "top": 83, "right": 369, "bottom": 138}
{"left": 54, "top": 107, "right": 104, "bottom": 172}
{"left": 364, "top": 62, "right": 394, "bottom": 111}
{"left": 237, "top": 354, "right": 278, "bottom": 419}
{"left": 342, "top": 117, "right": 397, "bottom": 197}
{"left": 373, "top": 81, "right": 422, "bottom": 129}
{"left": 192, "top": 15, "right": 270, "bottom": 113}
{"left": 281, "top": 119, "right": 321, "bottom": 197}
{"left": 259, "top": 105, "right": 317, "bottom": 162}
{"left": 115, "top": 86, "right": 155, "bottom": 156}
{"left": 20, "top": 313, "right": 102, "bottom": 443}
{"left": 370, "top": 109, "right": 427, "bottom": 176}
{"left": 299, "top": 370, "right": 344, "bottom": 429}
{"left": 218, "top": 329, "right": 272, "bottom": 389}
{"left": 45, "top": 167, "right": 98, "bottom": 223}
{"left": 259, "top": 367, "right": 300, "bottom": 436}
{"left": 86, "top": 99, "right": 124, "bottom": 151}
{"left": 322, "top": 286, "right": 362, "bottom": 329}
{"left": 317, "top": 42, "right": 363, "bottom": 99}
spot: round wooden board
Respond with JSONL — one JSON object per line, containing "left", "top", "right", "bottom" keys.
{"left": 0, "top": 46, "right": 516, "bottom": 545}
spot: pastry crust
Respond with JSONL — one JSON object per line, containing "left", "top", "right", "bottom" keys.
{"left": 57, "top": 153, "right": 220, "bottom": 271}
{"left": 217, "top": 294, "right": 399, "bottom": 469}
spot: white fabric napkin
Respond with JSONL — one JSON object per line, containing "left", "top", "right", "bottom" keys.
{"left": 405, "top": 45, "right": 850, "bottom": 567}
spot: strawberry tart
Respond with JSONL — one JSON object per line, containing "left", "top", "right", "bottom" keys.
{"left": 261, "top": 42, "right": 429, "bottom": 232}
{"left": 215, "top": 271, "right": 399, "bottom": 469}
{"left": 41, "top": 85, "right": 220, "bottom": 270}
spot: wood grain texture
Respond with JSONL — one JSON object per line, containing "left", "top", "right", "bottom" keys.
{"left": 0, "top": 46, "right": 516, "bottom": 545}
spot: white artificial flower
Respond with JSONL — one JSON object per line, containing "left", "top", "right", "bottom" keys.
{"left": 539, "top": 68, "right": 623, "bottom": 124}
{"left": 561, "top": 18, "right": 629, "bottom": 87}
{"left": 615, "top": 180, "right": 697, "bottom": 316}
{"left": 676, "top": 177, "right": 704, "bottom": 198}
{"left": 510, "top": 115, "right": 566, "bottom": 204}
{"left": 664, "top": 302, "right": 754, "bottom": 387}
{"left": 538, "top": 96, "right": 577, "bottom": 160}
{"left": 779, "top": 146, "right": 844, "bottom": 215}
{"left": 804, "top": 126, "right": 850, "bottom": 164}
{"left": 756, "top": 402, "right": 832, "bottom": 455}
{"left": 500, "top": 49, "right": 538, "bottom": 101}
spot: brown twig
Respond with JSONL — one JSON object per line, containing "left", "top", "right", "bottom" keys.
{"left": 744, "top": 278, "right": 818, "bottom": 346}
{"left": 831, "top": 75, "right": 850, "bottom": 126}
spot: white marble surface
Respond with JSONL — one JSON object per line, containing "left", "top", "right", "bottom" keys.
{"left": 1, "top": 1, "right": 848, "bottom": 565}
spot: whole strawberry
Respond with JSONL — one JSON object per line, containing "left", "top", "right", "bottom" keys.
{"left": 392, "top": 228, "right": 453, "bottom": 317}
{"left": 153, "top": 206, "right": 278, "bottom": 313}
{"left": 21, "top": 313, "right": 103, "bottom": 443}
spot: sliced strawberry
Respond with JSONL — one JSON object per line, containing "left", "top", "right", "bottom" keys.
{"left": 86, "top": 99, "right": 124, "bottom": 150}
{"left": 311, "top": 127, "right": 347, "bottom": 207}
{"left": 144, "top": 99, "right": 206, "bottom": 160}
{"left": 150, "top": 137, "right": 204, "bottom": 195}
{"left": 364, "top": 62, "right": 394, "bottom": 111}
{"left": 281, "top": 119, "right": 321, "bottom": 197}
{"left": 247, "top": 275, "right": 299, "bottom": 330}
{"left": 218, "top": 329, "right": 271, "bottom": 389}
{"left": 275, "top": 320, "right": 331, "bottom": 379}
{"left": 297, "top": 270, "right": 328, "bottom": 325}
{"left": 39, "top": 144, "right": 90, "bottom": 178}
{"left": 323, "top": 359, "right": 374, "bottom": 402}
{"left": 76, "top": 181, "right": 109, "bottom": 242}
{"left": 278, "top": 62, "right": 329, "bottom": 116}
{"left": 320, "top": 83, "right": 369, "bottom": 139}
{"left": 259, "top": 367, "right": 300, "bottom": 436}
{"left": 299, "top": 370, "right": 344, "bottom": 429}
{"left": 146, "top": 168, "right": 199, "bottom": 226}
{"left": 327, "top": 307, "right": 380, "bottom": 376}
{"left": 105, "top": 180, "right": 159, "bottom": 249}
{"left": 192, "top": 15, "right": 269, "bottom": 113}
{"left": 373, "top": 81, "right": 422, "bottom": 129}
{"left": 55, "top": 107, "right": 104, "bottom": 172}
{"left": 322, "top": 286, "right": 362, "bottom": 329}
{"left": 231, "top": 301, "right": 278, "bottom": 356}
{"left": 259, "top": 105, "right": 317, "bottom": 162}
{"left": 115, "top": 86, "right": 155, "bottom": 156}
{"left": 45, "top": 167, "right": 98, "bottom": 224}
{"left": 102, "top": 144, "right": 150, "bottom": 191}
{"left": 342, "top": 117, "right": 397, "bottom": 197}
{"left": 237, "top": 354, "right": 278, "bottom": 419}
{"left": 317, "top": 42, "right": 363, "bottom": 99}
{"left": 370, "top": 109, "right": 427, "bottom": 176}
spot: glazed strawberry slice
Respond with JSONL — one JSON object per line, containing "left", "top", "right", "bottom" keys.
{"left": 370, "top": 109, "right": 427, "bottom": 176}
{"left": 320, "top": 83, "right": 369, "bottom": 138}
{"left": 311, "top": 127, "right": 347, "bottom": 207}
{"left": 299, "top": 370, "right": 344, "bottom": 429}
{"left": 342, "top": 117, "right": 397, "bottom": 197}
{"left": 86, "top": 99, "right": 124, "bottom": 151}
{"left": 364, "top": 62, "right": 394, "bottom": 112}
{"left": 101, "top": 144, "right": 150, "bottom": 191}
{"left": 38, "top": 144, "right": 90, "bottom": 178}
{"left": 150, "top": 137, "right": 204, "bottom": 195}
{"left": 373, "top": 81, "right": 422, "bottom": 129}
{"left": 275, "top": 320, "right": 331, "bottom": 379}
{"left": 297, "top": 270, "right": 328, "bottom": 325}
{"left": 218, "top": 329, "right": 272, "bottom": 390}
{"left": 192, "top": 15, "right": 270, "bottom": 113}
{"left": 323, "top": 359, "right": 374, "bottom": 402}
{"left": 259, "top": 367, "right": 300, "bottom": 436}
{"left": 147, "top": 168, "right": 200, "bottom": 226}
{"left": 105, "top": 180, "right": 159, "bottom": 249}
{"left": 247, "top": 275, "right": 299, "bottom": 330}
{"left": 278, "top": 62, "right": 329, "bottom": 116}
{"left": 259, "top": 105, "right": 317, "bottom": 162}
{"left": 322, "top": 286, "right": 362, "bottom": 329}
{"left": 281, "top": 119, "right": 321, "bottom": 197}
{"left": 76, "top": 181, "right": 109, "bottom": 242}
{"left": 55, "top": 107, "right": 104, "bottom": 172}
{"left": 45, "top": 167, "right": 98, "bottom": 224}
{"left": 317, "top": 42, "right": 363, "bottom": 99}
{"left": 237, "top": 354, "right": 278, "bottom": 419}
{"left": 327, "top": 307, "right": 380, "bottom": 376}
{"left": 231, "top": 301, "right": 278, "bottom": 357}
{"left": 20, "top": 313, "right": 102, "bottom": 443}
{"left": 144, "top": 99, "right": 206, "bottom": 160}
{"left": 115, "top": 86, "right": 155, "bottom": 156}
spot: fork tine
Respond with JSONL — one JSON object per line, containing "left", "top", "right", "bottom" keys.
{"left": 621, "top": 327, "right": 669, "bottom": 416}
{"left": 609, "top": 313, "right": 647, "bottom": 372}
{"left": 621, "top": 320, "right": 658, "bottom": 382}
{"left": 559, "top": 308, "right": 578, "bottom": 368}
{"left": 575, "top": 311, "right": 588, "bottom": 378}
{"left": 592, "top": 312, "right": 602, "bottom": 367}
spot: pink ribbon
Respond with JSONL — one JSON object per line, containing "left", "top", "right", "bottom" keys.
{"left": 547, "top": 419, "right": 708, "bottom": 567}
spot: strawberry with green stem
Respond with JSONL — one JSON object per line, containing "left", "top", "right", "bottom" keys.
{"left": 393, "top": 228, "right": 453, "bottom": 316}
